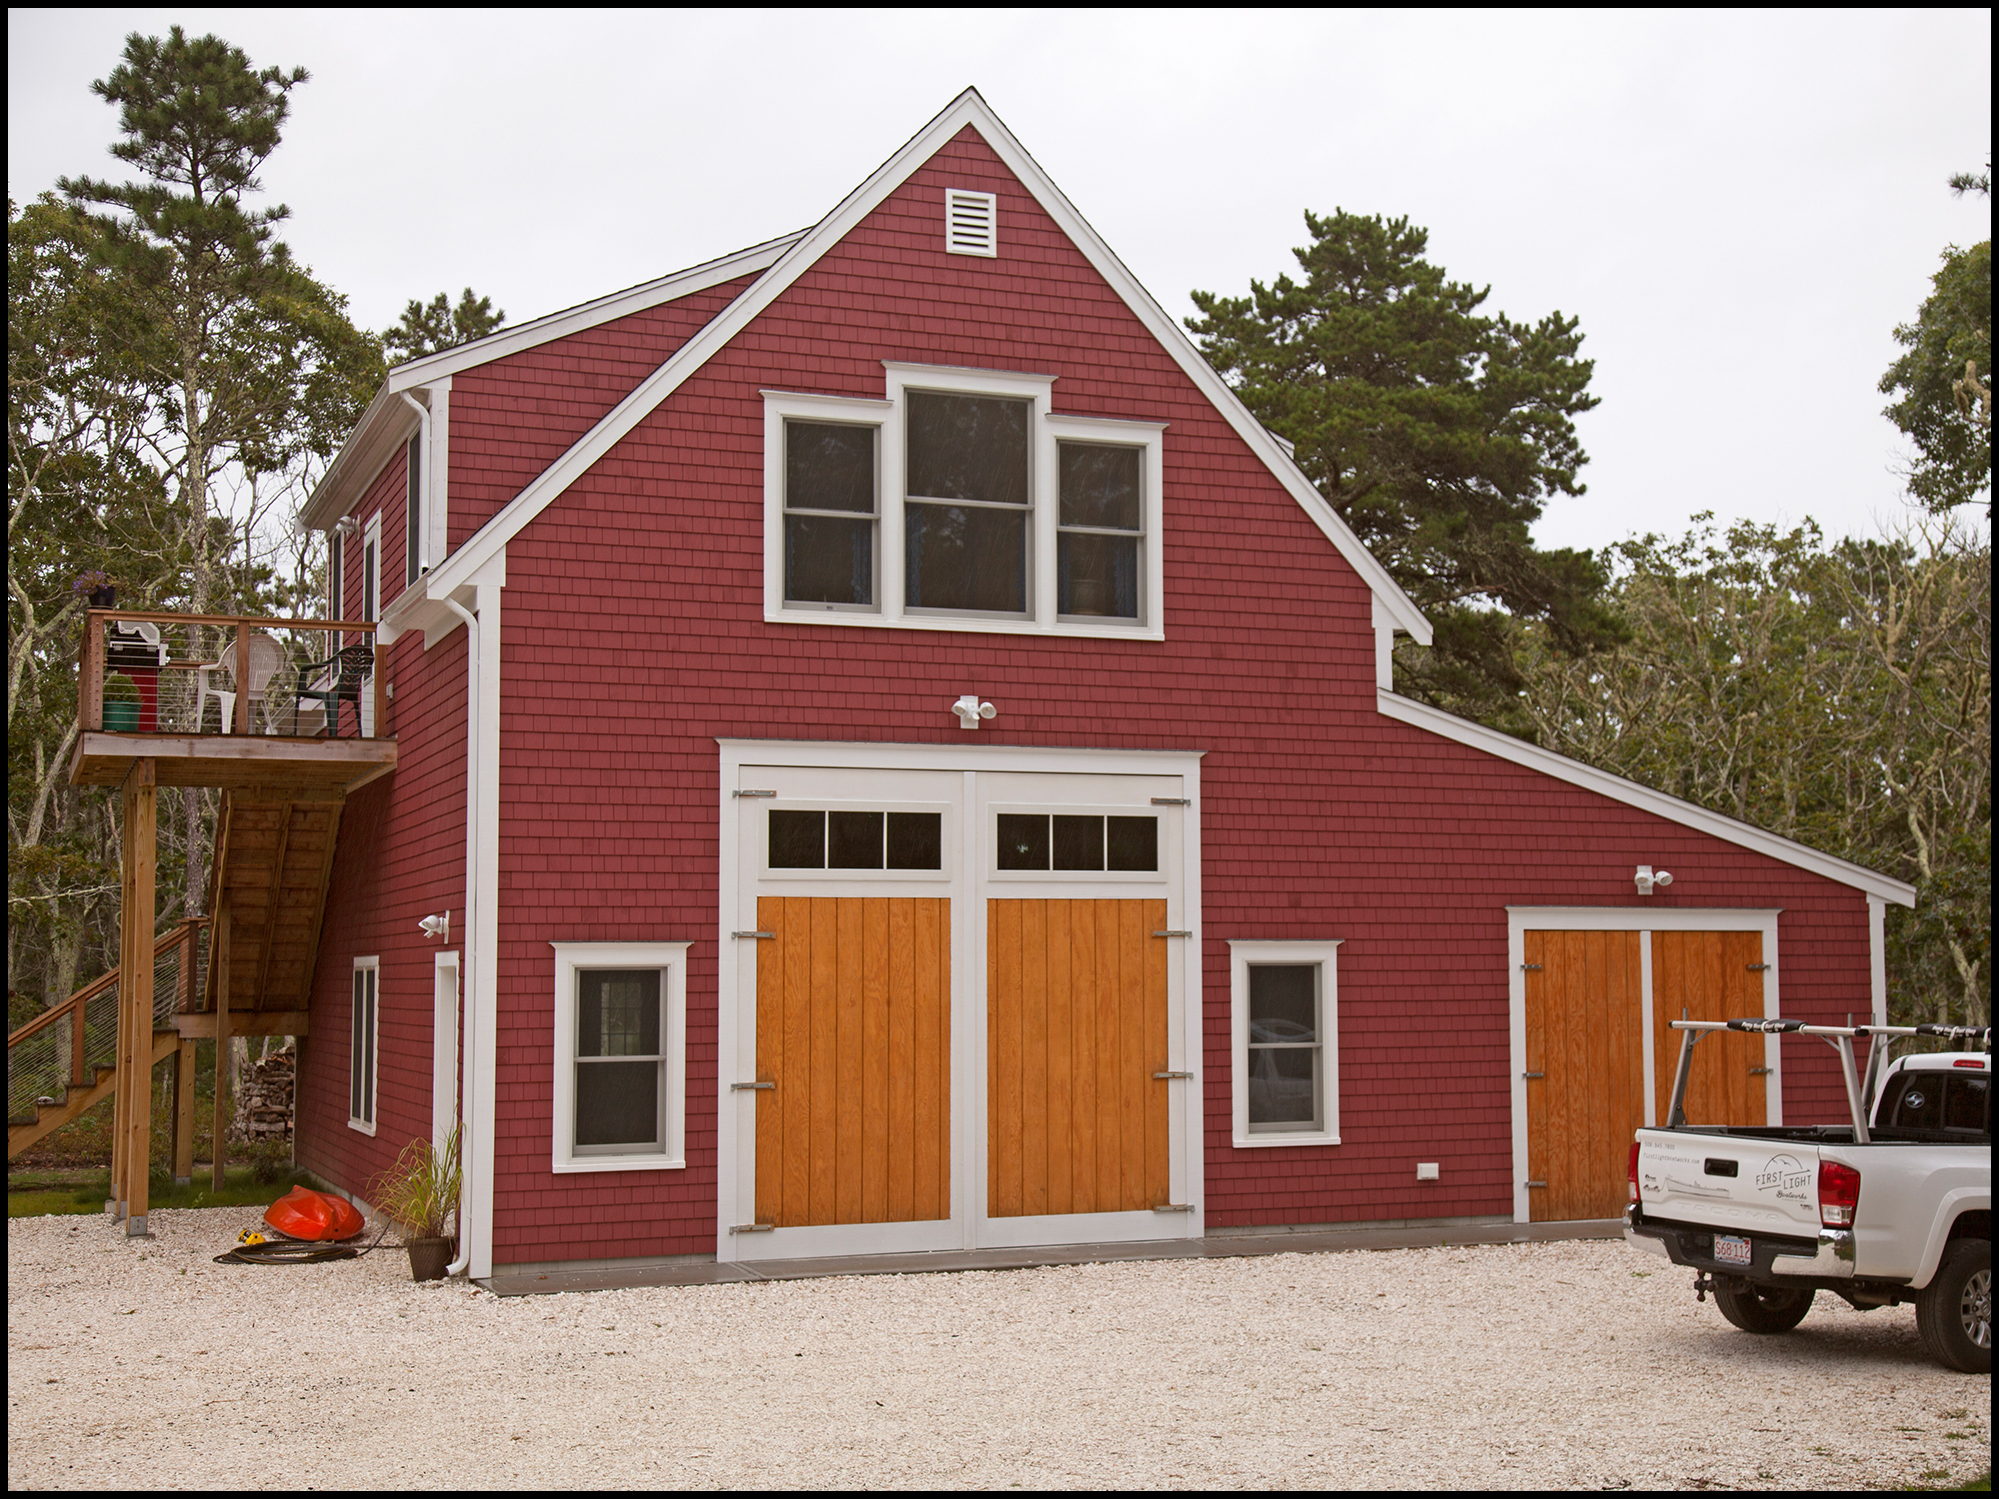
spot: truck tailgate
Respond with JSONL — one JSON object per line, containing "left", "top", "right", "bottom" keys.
{"left": 1634, "top": 1130, "right": 1821, "bottom": 1237}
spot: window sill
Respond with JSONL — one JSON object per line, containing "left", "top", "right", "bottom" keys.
{"left": 552, "top": 1155, "right": 686, "bottom": 1173}
{"left": 766, "top": 607, "right": 1163, "bottom": 644}
{"left": 346, "top": 1117, "right": 377, "bottom": 1137}
{"left": 1232, "top": 1131, "right": 1340, "bottom": 1149}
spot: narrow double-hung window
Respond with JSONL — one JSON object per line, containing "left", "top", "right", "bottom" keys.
{"left": 904, "top": 391, "right": 1030, "bottom": 614}
{"left": 784, "top": 421, "right": 876, "bottom": 608}
{"left": 405, "top": 433, "right": 423, "bottom": 587}
{"left": 349, "top": 960, "right": 379, "bottom": 1133}
{"left": 1246, "top": 964, "right": 1322, "bottom": 1133}
{"left": 574, "top": 969, "right": 666, "bottom": 1155}
{"left": 1057, "top": 442, "right": 1142, "bottom": 619}
{"left": 328, "top": 532, "right": 344, "bottom": 621}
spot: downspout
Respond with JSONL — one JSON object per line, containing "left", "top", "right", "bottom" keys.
{"left": 399, "top": 392, "right": 433, "bottom": 575}
{"left": 440, "top": 594, "right": 478, "bottom": 1277}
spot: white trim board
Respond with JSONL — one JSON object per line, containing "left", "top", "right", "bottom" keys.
{"left": 409, "top": 88, "right": 1430, "bottom": 644}
{"left": 1505, "top": 907, "right": 1783, "bottom": 1225}
{"left": 301, "top": 233, "right": 803, "bottom": 531}
{"left": 1378, "top": 690, "right": 1914, "bottom": 906}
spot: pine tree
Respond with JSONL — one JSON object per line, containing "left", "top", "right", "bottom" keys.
{"left": 384, "top": 288, "right": 507, "bottom": 363}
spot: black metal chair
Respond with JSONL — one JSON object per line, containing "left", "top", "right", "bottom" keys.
{"left": 292, "top": 642, "right": 374, "bottom": 738}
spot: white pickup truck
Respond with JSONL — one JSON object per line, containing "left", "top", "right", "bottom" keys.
{"left": 1625, "top": 1019, "right": 1990, "bottom": 1373}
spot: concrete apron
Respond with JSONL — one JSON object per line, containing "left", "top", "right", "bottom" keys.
{"left": 480, "top": 1218, "right": 1627, "bottom": 1298}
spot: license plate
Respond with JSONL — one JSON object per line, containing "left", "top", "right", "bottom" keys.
{"left": 1714, "top": 1234, "right": 1753, "bottom": 1266}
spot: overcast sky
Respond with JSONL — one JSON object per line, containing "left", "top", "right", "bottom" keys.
{"left": 9, "top": 9, "right": 1991, "bottom": 556}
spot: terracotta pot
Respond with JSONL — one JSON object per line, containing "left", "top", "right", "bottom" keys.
{"left": 406, "top": 1236, "right": 456, "bottom": 1281}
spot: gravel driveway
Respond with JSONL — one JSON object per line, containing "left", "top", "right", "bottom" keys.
{"left": 7, "top": 1205, "right": 1988, "bottom": 1490}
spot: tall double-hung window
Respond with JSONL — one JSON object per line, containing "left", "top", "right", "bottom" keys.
{"left": 764, "top": 363, "right": 1164, "bottom": 640}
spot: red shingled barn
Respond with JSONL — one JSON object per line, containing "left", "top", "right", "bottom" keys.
{"left": 291, "top": 90, "right": 1912, "bottom": 1280}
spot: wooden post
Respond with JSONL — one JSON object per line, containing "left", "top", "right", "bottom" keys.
{"left": 82, "top": 611, "right": 105, "bottom": 733}
{"left": 118, "top": 758, "right": 157, "bottom": 1235}
{"left": 172, "top": 1038, "right": 198, "bottom": 1185}
{"left": 70, "top": 991, "right": 88, "bottom": 1088}
{"left": 233, "top": 622, "right": 250, "bottom": 735}
{"left": 212, "top": 902, "right": 232, "bottom": 1191}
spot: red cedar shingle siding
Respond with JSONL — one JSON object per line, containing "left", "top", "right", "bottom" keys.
{"left": 303, "top": 127, "right": 1879, "bottom": 1265}
{"left": 445, "top": 275, "right": 761, "bottom": 552}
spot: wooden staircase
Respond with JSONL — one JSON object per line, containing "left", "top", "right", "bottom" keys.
{"left": 7, "top": 920, "right": 206, "bottom": 1159}
{"left": 7, "top": 788, "right": 346, "bottom": 1170}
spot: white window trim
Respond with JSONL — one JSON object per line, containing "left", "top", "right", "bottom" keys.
{"left": 762, "top": 362, "right": 1166, "bottom": 642}
{"left": 550, "top": 941, "right": 690, "bottom": 1173}
{"left": 1503, "top": 906, "right": 1782, "bottom": 1224}
{"left": 985, "top": 802, "right": 1171, "bottom": 884}
{"left": 1229, "top": 939, "right": 1341, "bottom": 1148}
{"left": 756, "top": 796, "right": 955, "bottom": 883}
{"left": 348, "top": 956, "right": 379, "bottom": 1136}
{"left": 363, "top": 512, "right": 383, "bottom": 624}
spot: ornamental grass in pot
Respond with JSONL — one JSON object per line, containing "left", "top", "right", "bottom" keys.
{"left": 103, "top": 672, "right": 140, "bottom": 732}
{"left": 370, "top": 1125, "right": 460, "bottom": 1281}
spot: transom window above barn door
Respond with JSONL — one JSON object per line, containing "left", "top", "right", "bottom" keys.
{"left": 988, "top": 807, "right": 1164, "bottom": 880}
{"left": 762, "top": 366, "right": 1166, "bottom": 641}
{"left": 760, "top": 802, "right": 952, "bottom": 879}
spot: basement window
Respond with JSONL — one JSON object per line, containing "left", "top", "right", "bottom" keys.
{"left": 550, "top": 942, "right": 689, "bottom": 1172}
{"left": 348, "top": 957, "right": 378, "bottom": 1136}
{"left": 1229, "top": 940, "right": 1341, "bottom": 1148}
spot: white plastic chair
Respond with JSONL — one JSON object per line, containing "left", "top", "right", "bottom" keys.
{"left": 196, "top": 632, "right": 284, "bottom": 734}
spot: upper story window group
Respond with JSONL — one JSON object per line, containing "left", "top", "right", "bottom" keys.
{"left": 763, "top": 363, "right": 1165, "bottom": 641}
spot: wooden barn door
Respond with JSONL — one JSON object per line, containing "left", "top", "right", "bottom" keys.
{"left": 753, "top": 896, "right": 951, "bottom": 1227}
{"left": 1652, "top": 930, "right": 1768, "bottom": 1129}
{"left": 986, "top": 898, "right": 1170, "bottom": 1218}
{"left": 1523, "top": 930, "right": 1645, "bottom": 1222}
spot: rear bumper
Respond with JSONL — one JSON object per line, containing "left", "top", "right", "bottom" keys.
{"left": 1625, "top": 1208, "right": 1853, "bottom": 1280}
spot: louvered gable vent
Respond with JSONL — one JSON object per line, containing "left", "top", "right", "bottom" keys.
{"left": 944, "top": 189, "right": 997, "bottom": 257}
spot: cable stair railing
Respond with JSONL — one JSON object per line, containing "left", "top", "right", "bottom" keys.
{"left": 7, "top": 918, "right": 210, "bottom": 1160}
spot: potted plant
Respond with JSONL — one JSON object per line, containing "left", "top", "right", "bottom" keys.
{"left": 103, "top": 673, "right": 141, "bottom": 732}
{"left": 72, "top": 569, "right": 117, "bottom": 608}
{"left": 369, "top": 1125, "right": 461, "bottom": 1281}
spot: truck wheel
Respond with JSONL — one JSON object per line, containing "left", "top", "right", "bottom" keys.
{"left": 1712, "top": 1276, "right": 1815, "bottom": 1334}
{"left": 1916, "top": 1239, "right": 1992, "bottom": 1374}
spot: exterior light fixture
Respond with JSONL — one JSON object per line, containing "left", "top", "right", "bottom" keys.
{"left": 419, "top": 911, "right": 450, "bottom": 941}
{"left": 1634, "top": 865, "right": 1674, "bottom": 897}
{"left": 333, "top": 515, "right": 361, "bottom": 539}
{"left": 953, "top": 694, "right": 997, "bottom": 730}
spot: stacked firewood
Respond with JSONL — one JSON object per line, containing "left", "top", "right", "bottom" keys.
{"left": 233, "top": 1044, "right": 295, "bottom": 1142}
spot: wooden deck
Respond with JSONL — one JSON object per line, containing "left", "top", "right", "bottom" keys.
{"left": 69, "top": 731, "right": 396, "bottom": 790}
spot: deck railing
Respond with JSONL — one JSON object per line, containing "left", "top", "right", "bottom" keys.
{"left": 79, "top": 609, "right": 385, "bottom": 742}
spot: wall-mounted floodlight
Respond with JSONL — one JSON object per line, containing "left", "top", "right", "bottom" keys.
{"left": 1634, "top": 865, "right": 1674, "bottom": 897}
{"left": 953, "top": 694, "right": 997, "bottom": 730}
{"left": 333, "top": 515, "right": 361, "bottom": 539}
{"left": 419, "top": 911, "right": 450, "bottom": 941}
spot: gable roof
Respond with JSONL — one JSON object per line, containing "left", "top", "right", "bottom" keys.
{"left": 407, "top": 88, "right": 1432, "bottom": 642}
{"left": 1377, "top": 689, "right": 1916, "bottom": 905}
{"left": 300, "top": 231, "right": 805, "bottom": 530}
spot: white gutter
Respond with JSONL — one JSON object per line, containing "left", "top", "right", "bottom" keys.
{"left": 399, "top": 392, "right": 433, "bottom": 575}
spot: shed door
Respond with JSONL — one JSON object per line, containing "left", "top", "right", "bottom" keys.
{"left": 754, "top": 896, "right": 951, "bottom": 1227}
{"left": 1523, "top": 930, "right": 1644, "bottom": 1222}
{"left": 1651, "top": 930, "right": 1768, "bottom": 1129}
{"left": 986, "top": 897, "right": 1170, "bottom": 1217}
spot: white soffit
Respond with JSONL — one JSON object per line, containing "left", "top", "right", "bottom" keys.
{"left": 301, "top": 231, "right": 804, "bottom": 531}
{"left": 1377, "top": 690, "right": 1916, "bottom": 906}
{"left": 420, "top": 88, "right": 1431, "bottom": 642}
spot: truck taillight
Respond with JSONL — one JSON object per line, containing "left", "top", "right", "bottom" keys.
{"left": 1819, "top": 1160, "right": 1860, "bottom": 1227}
{"left": 1628, "top": 1141, "right": 1642, "bottom": 1205}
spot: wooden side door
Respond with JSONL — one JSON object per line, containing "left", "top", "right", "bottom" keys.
{"left": 1652, "top": 930, "right": 1768, "bottom": 1128}
{"left": 754, "top": 895, "right": 950, "bottom": 1227}
{"left": 1523, "top": 929, "right": 1645, "bottom": 1222}
{"left": 986, "top": 897, "right": 1169, "bottom": 1217}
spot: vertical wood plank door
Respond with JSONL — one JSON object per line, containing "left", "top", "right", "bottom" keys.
{"left": 1523, "top": 930, "right": 1644, "bottom": 1223}
{"left": 988, "top": 898, "right": 1169, "bottom": 1218}
{"left": 754, "top": 896, "right": 950, "bottom": 1227}
{"left": 1652, "top": 930, "right": 1768, "bottom": 1129}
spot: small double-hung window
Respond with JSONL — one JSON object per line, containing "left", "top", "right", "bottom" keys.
{"left": 551, "top": 942, "right": 689, "bottom": 1171}
{"left": 764, "top": 364, "right": 1164, "bottom": 639}
{"left": 783, "top": 421, "right": 876, "bottom": 608}
{"left": 349, "top": 958, "right": 379, "bottom": 1135}
{"left": 1229, "top": 940, "right": 1341, "bottom": 1147}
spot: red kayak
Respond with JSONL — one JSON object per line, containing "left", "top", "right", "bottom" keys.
{"left": 263, "top": 1186, "right": 365, "bottom": 1242}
